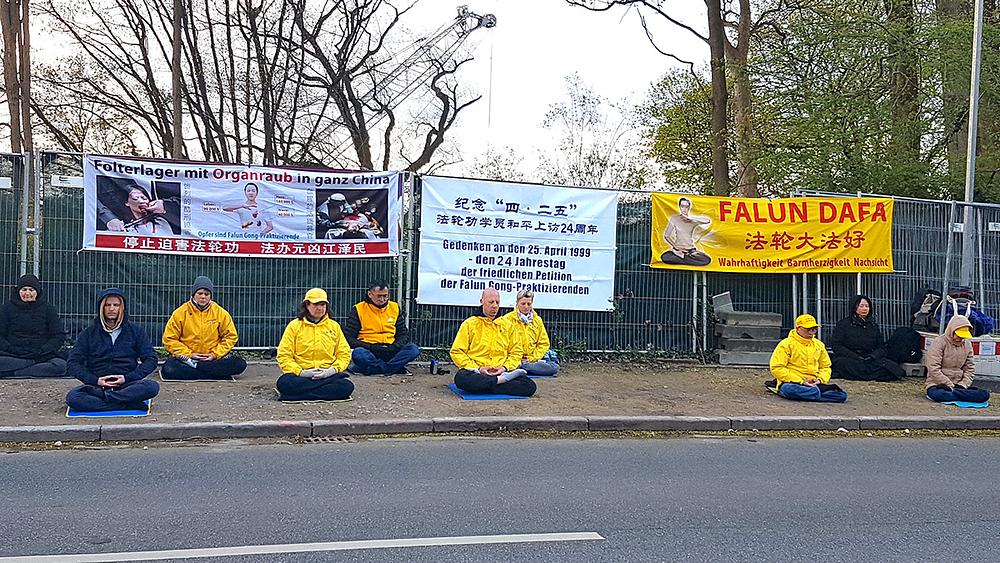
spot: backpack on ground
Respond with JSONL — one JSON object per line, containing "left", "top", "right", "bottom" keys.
{"left": 886, "top": 327, "right": 922, "bottom": 364}
{"left": 911, "top": 287, "right": 942, "bottom": 332}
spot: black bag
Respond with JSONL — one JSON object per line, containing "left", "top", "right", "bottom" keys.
{"left": 911, "top": 287, "right": 942, "bottom": 332}
{"left": 886, "top": 327, "right": 923, "bottom": 364}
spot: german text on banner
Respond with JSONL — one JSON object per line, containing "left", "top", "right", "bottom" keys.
{"left": 650, "top": 194, "right": 893, "bottom": 273}
{"left": 417, "top": 176, "right": 618, "bottom": 311}
{"left": 82, "top": 155, "right": 401, "bottom": 258}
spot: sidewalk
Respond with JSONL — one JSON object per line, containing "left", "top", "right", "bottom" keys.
{"left": 2, "top": 361, "right": 998, "bottom": 443}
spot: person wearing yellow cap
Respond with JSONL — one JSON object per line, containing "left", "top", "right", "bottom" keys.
{"left": 767, "top": 314, "right": 847, "bottom": 402}
{"left": 274, "top": 288, "right": 354, "bottom": 402}
{"left": 925, "top": 315, "right": 990, "bottom": 404}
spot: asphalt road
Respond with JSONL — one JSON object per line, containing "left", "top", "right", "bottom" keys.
{"left": 2, "top": 436, "right": 999, "bottom": 562}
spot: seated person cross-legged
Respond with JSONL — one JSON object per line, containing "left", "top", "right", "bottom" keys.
{"left": 161, "top": 276, "right": 247, "bottom": 380}
{"left": 925, "top": 315, "right": 990, "bottom": 404}
{"left": 450, "top": 288, "right": 536, "bottom": 397}
{"left": 830, "top": 294, "right": 904, "bottom": 382}
{"left": 275, "top": 288, "right": 354, "bottom": 402}
{"left": 343, "top": 281, "right": 419, "bottom": 376}
{"left": 66, "top": 288, "right": 159, "bottom": 411}
{"left": 0, "top": 274, "right": 67, "bottom": 378}
{"left": 500, "top": 289, "right": 560, "bottom": 376}
{"left": 767, "top": 314, "right": 847, "bottom": 403}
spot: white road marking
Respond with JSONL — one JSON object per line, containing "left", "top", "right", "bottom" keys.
{"left": 0, "top": 532, "right": 605, "bottom": 562}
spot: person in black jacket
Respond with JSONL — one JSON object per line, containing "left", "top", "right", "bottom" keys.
{"left": 65, "top": 288, "right": 159, "bottom": 411}
{"left": 830, "top": 294, "right": 905, "bottom": 382}
{"left": 0, "top": 274, "right": 67, "bottom": 377}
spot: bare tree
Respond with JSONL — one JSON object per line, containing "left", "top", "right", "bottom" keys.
{"left": 1, "top": 0, "right": 31, "bottom": 152}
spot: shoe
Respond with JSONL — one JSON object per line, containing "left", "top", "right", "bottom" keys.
{"left": 394, "top": 369, "right": 413, "bottom": 376}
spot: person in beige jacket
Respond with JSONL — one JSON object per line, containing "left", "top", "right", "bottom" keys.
{"left": 925, "top": 315, "right": 990, "bottom": 404}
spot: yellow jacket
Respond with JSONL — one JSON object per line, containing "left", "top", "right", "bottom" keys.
{"left": 769, "top": 329, "right": 832, "bottom": 385}
{"left": 450, "top": 315, "right": 521, "bottom": 371}
{"left": 277, "top": 316, "right": 351, "bottom": 374}
{"left": 162, "top": 301, "right": 239, "bottom": 358}
{"left": 499, "top": 310, "right": 550, "bottom": 362}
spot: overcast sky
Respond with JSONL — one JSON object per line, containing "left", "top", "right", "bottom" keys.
{"left": 405, "top": 0, "right": 708, "bottom": 172}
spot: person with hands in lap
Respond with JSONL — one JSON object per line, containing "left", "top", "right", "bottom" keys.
{"left": 343, "top": 281, "right": 419, "bottom": 376}
{"left": 767, "top": 314, "right": 847, "bottom": 403}
{"left": 925, "top": 315, "right": 990, "bottom": 404}
{"left": 275, "top": 288, "right": 354, "bottom": 402}
{"left": 161, "top": 276, "right": 247, "bottom": 380}
{"left": 65, "top": 288, "right": 159, "bottom": 411}
{"left": 450, "top": 288, "right": 535, "bottom": 397}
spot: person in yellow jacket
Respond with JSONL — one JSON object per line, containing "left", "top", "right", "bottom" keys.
{"left": 161, "top": 276, "right": 247, "bottom": 380}
{"left": 499, "top": 289, "right": 559, "bottom": 377}
{"left": 767, "top": 314, "right": 847, "bottom": 402}
{"left": 275, "top": 288, "right": 354, "bottom": 402}
{"left": 343, "top": 281, "right": 419, "bottom": 376}
{"left": 450, "top": 288, "right": 535, "bottom": 397}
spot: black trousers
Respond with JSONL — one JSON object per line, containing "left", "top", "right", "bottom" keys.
{"left": 276, "top": 373, "right": 354, "bottom": 401}
{"left": 454, "top": 368, "right": 536, "bottom": 397}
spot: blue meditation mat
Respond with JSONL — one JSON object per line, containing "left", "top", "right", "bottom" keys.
{"left": 927, "top": 395, "right": 989, "bottom": 408}
{"left": 446, "top": 383, "right": 529, "bottom": 400}
{"left": 275, "top": 388, "right": 353, "bottom": 404}
{"left": 159, "top": 373, "right": 236, "bottom": 382}
{"left": 526, "top": 374, "right": 557, "bottom": 379}
{"left": 66, "top": 400, "right": 151, "bottom": 417}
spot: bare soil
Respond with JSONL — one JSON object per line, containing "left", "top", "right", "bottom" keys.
{"left": 0, "top": 360, "right": 990, "bottom": 427}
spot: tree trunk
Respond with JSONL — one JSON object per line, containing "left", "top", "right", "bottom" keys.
{"left": 706, "top": 0, "right": 730, "bottom": 196}
{"left": 727, "top": 0, "right": 758, "bottom": 197}
{"left": 937, "top": 0, "right": 969, "bottom": 180}
{"left": 886, "top": 0, "right": 921, "bottom": 168}
{"left": 1, "top": 0, "right": 23, "bottom": 152}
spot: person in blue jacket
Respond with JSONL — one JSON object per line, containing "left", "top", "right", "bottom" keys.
{"left": 66, "top": 288, "right": 159, "bottom": 411}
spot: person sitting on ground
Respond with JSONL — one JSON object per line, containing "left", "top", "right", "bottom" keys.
{"left": 830, "top": 294, "right": 904, "bottom": 382}
{"left": 499, "top": 289, "right": 560, "bottom": 377}
{"left": 925, "top": 315, "right": 990, "bottom": 404}
{"left": 0, "top": 274, "right": 67, "bottom": 378}
{"left": 275, "top": 288, "right": 354, "bottom": 402}
{"left": 450, "top": 288, "right": 536, "bottom": 397}
{"left": 161, "top": 276, "right": 247, "bottom": 380}
{"left": 66, "top": 288, "right": 159, "bottom": 411}
{"left": 343, "top": 281, "right": 419, "bottom": 376}
{"left": 767, "top": 314, "right": 847, "bottom": 403}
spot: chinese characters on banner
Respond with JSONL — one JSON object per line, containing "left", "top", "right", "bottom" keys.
{"left": 650, "top": 194, "right": 893, "bottom": 273}
{"left": 417, "top": 176, "right": 618, "bottom": 311}
{"left": 82, "top": 155, "right": 402, "bottom": 258}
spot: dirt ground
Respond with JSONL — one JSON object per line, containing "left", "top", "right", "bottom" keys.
{"left": 0, "top": 360, "right": 993, "bottom": 426}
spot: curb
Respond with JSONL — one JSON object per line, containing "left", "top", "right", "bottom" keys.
{"left": 5, "top": 416, "right": 1000, "bottom": 443}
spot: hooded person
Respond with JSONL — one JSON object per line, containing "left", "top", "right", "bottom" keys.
{"left": 161, "top": 276, "right": 247, "bottom": 380}
{"left": 66, "top": 288, "right": 159, "bottom": 411}
{"left": 275, "top": 288, "right": 354, "bottom": 402}
{"left": 343, "top": 281, "right": 419, "bottom": 376}
{"left": 829, "top": 294, "right": 905, "bottom": 382}
{"left": 0, "top": 274, "right": 67, "bottom": 378}
{"left": 767, "top": 314, "right": 847, "bottom": 403}
{"left": 925, "top": 315, "right": 990, "bottom": 404}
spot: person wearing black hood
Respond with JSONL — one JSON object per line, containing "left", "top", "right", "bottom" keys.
{"left": 830, "top": 294, "right": 905, "bottom": 382}
{"left": 66, "top": 288, "right": 159, "bottom": 411}
{"left": 342, "top": 281, "right": 419, "bottom": 376}
{"left": 0, "top": 274, "right": 67, "bottom": 378}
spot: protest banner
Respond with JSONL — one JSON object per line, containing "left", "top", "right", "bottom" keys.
{"left": 418, "top": 176, "right": 618, "bottom": 311}
{"left": 83, "top": 155, "right": 401, "bottom": 258}
{"left": 650, "top": 194, "right": 893, "bottom": 273}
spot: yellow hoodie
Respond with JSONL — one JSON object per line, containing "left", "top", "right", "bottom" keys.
{"left": 162, "top": 301, "right": 239, "bottom": 358}
{"left": 769, "top": 329, "right": 832, "bottom": 386}
{"left": 277, "top": 316, "right": 351, "bottom": 375}
{"left": 450, "top": 315, "right": 521, "bottom": 371}
{"left": 499, "top": 310, "right": 550, "bottom": 362}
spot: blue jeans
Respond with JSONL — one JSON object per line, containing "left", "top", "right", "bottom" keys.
{"left": 927, "top": 385, "right": 990, "bottom": 404}
{"left": 351, "top": 344, "right": 419, "bottom": 375}
{"left": 778, "top": 382, "right": 847, "bottom": 403}
{"left": 66, "top": 379, "right": 159, "bottom": 411}
{"left": 521, "top": 360, "right": 560, "bottom": 376}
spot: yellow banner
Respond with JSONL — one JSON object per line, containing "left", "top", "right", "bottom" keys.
{"left": 650, "top": 194, "right": 893, "bottom": 273}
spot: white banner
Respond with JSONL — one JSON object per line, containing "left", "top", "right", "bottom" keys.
{"left": 417, "top": 176, "right": 617, "bottom": 311}
{"left": 83, "top": 155, "right": 401, "bottom": 258}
